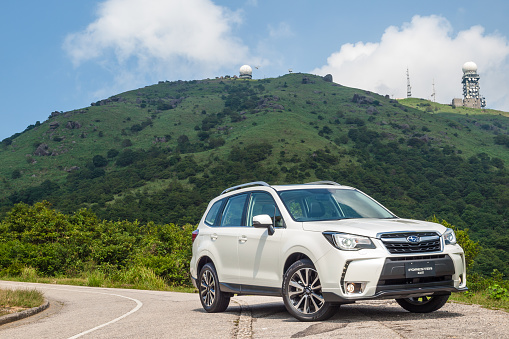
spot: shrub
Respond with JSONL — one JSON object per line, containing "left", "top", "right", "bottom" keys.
{"left": 107, "top": 149, "right": 119, "bottom": 158}
{"left": 121, "top": 139, "right": 132, "bottom": 148}
{"left": 11, "top": 169, "right": 21, "bottom": 179}
{"left": 116, "top": 149, "right": 136, "bottom": 167}
{"left": 488, "top": 284, "right": 509, "bottom": 300}
{"left": 0, "top": 202, "right": 194, "bottom": 287}
{"left": 92, "top": 155, "right": 108, "bottom": 167}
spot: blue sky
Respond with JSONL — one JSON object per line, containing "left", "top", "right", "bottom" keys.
{"left": 1, "top": 0, "right": 509, "bottom": 141}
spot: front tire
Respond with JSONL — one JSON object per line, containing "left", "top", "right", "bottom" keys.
{"left": 396, "top": 294, "right": 449, "bottom": 313}
{"left": 198, "top": 263, "right": 230, "bottom": 313}
{"left": 282, "top": 259, "right": 338, "bottom": 321}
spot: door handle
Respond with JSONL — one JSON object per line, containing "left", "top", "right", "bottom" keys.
{"left": 239, "top": 235, "right": 248, "bottom": 243}
{"left": 210, "top": 233, "right": 218, "bottom": 241}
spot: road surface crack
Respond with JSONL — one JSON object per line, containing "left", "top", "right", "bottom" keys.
{"left": 232, "top": 298, "right": 253, "bottom": 339}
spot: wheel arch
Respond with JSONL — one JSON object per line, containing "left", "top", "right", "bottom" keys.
{"left": 283, "top": 252, "right": 312, "bottom": 275}
{"left": 197, "top": 255, "right": 214, "bottom": 276}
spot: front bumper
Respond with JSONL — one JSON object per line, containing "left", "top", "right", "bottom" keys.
{"left": 316, "top": 244, "right": 467, "bottom": 303}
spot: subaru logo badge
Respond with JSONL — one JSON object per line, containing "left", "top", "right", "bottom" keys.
{"left": 407, "top": 235, "right": 420, "bottom": 243}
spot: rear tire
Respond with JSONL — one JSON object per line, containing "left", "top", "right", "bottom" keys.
{"left": 198, "top": 263, "right": 230, "bottom": 313}
{"left": 396, "top": 294, "right": 449, "bottom": 313}
{"left": 282, "top": 259, "right": 338, "bottom": 321}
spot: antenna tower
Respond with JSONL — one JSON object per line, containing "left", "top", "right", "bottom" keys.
{"left": 431, "top": 79, "right": 436, "bottom": 102}
{"left": 406, "top": 67, "right": 412, "bottom": 98}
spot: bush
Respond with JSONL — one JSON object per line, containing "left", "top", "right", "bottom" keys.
{"left": 0, "top": 202, "right": 194, "bottom": 287}
{"left": 92, "top": 155, "right": 108, "bottom": 167}
{"left": 107, "top": 149, "right": 119, "bottom": 158}
{"left": 488, "top": 284, "right": 509, "bottom": 300}
{"left": 11, "top": 169, "right": 21, "bottom": 179}
{"left": 121, "top": 139, "right": 132, "bottom": 148}
{"left": 116, "top": 149, "right": 136, "bottom": 167}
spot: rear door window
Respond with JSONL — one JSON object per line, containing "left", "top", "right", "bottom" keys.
{"left": 204, "top": 199, "right": 224, "bottom": 226}
{"left": 220, "top": 194, "right": 248, "bottom": 226}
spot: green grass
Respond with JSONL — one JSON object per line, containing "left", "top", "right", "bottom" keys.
{"left": 450, "top": 291, "right": 509, "bottom": 312}
{"left": 0, "top": 288, "right": 45, "bottom": 316}
{"left": 398, "top": 97, "right": 509, "bottom": 117}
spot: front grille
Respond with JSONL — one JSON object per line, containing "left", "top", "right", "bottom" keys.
{"left": 379, "top": 275, "right": 452, "bottom": 287}
{"left": 387, "top": 254, "right": 446, "bottom": 261}
{"left": 379, "top": 232, "right": 442, "bottom": 254}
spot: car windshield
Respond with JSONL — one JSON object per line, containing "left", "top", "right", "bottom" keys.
{"left": 279, "top": 188, "right": 395, "bottom": 221}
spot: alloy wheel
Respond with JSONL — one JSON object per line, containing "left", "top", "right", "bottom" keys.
{"left": 287, "top": 267, "right": 324, "bottom": 314}
{"left": 200, "top": 270, "right": 216, "bottom": 307}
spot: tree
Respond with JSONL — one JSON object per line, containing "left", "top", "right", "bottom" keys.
{"left": 11, "top": 169, "right": 21, "bottom": 179}
{"left": 107, "top": 149, "right": 119, "bottom": 158}
{"left": 93, "top": 155, "right": 108, "bottom": 168}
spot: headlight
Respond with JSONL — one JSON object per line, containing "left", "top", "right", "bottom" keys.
{"left": 323, "top": 232, "right": 376, "bottom": 251}
{"left": 443, "top": 228, "right": 457, "bottom": 245}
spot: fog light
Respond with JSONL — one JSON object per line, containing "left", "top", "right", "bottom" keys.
{"left": 345, "top": 282, "right": 365, "bottom": 294}
{"left": 459, "top": 275, "right": 462, "bottom": 284}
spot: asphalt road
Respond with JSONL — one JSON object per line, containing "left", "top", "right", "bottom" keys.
{"left": 0, "top": 280, "right": 508, "bottom": 338}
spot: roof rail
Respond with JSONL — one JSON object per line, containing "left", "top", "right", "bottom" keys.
{"left": 221, "top": 181, "right": 270, "bottom": 195}
{"left": 305, "top": 181, "right": 341, "bottom": 186}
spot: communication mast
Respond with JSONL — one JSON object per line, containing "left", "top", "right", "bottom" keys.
{"left": 431, "top": 79, "right": 436, "bottom": 102}
{"left": 406, "top": 67, "right": 412, "bottom": 98}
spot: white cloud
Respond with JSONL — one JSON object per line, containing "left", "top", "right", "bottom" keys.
{"left": 268, "top": 22, "right": 293, "bottom": 39}
{"left": 245, "top": 0, "right": 258, "bottom": 7}
{"left": 312, "top": 15, "right": 509, "bottom": 111}
{"left": 63, "top": 0, "right": 255, "bottom": 93}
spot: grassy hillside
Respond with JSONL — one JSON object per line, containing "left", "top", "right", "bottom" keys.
{"left": 3, "top": 75, "right": 508, "bottom": 191}
{"left": 399, "top": 98, "right": 509, "bottom": 161}
{"left": 1, "top": 73, "right": 508, "bottom": 277}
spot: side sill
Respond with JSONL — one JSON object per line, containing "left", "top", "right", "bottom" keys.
{"left": 220, "top": 282, "right": 282, "bottom": 297}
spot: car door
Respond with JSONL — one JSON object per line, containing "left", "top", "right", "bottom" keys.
{"left": 237, "top": 192, "right": 284, "bottom": 290}
{"left": 209, "top": 193, "right": 248, "bottom": 285}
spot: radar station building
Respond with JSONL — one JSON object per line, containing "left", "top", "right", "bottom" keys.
{"left": 239, "top": 65, "right": 253, "bottom": 79}
{"left": 452, "top": 61, "right": 486, "bottom": 109}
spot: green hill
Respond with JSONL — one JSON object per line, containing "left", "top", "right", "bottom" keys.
{"left": 1, "top": 73, "right": 508, "bottom": 276}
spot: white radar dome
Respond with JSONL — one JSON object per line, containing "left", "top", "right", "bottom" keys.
{"left": 239, "top": 65, "right": 253, "bottom": 75}
{"left": 462, "top": 61, "right": 478, "bottom": 74}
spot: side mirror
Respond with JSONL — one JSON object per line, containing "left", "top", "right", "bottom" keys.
{"left": 253, "top": 214, "right": 275, "bottom": 235}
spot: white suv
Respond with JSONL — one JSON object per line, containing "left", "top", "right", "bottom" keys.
{"left": 190, "top": 181, "right": 467, "bottom": 321}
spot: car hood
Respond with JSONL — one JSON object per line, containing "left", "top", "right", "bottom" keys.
{"left": 302, "top": 218, "right": 446, "bottom": 238}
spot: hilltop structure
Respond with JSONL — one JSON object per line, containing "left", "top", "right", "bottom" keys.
{"left": 239, "top": 65, "right": 253, "bottom": 79}
{"left": 452, "top": 61, "right": 486, "bottom": 108}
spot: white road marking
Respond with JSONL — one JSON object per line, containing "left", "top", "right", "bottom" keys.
{"left": 67, "top": 293, "right": 143, "bottom": 339}
{"left": 0, "top": 281, "right": 143, "bottom": 339}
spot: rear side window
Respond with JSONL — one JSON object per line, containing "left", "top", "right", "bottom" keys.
{"left": 220, "top": 194, "right": 248, "bottom": 226}
{"left": 204, "top": 200, "right": 223, "bottom": 226}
